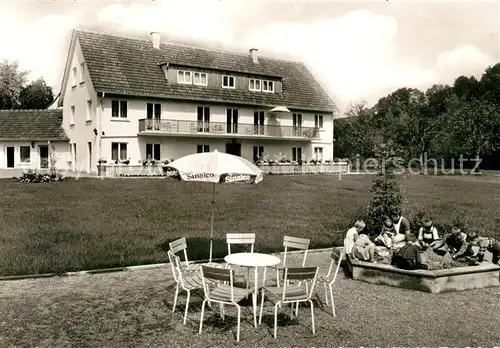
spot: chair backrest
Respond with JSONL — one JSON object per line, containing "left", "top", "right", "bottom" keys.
{"left": 167, "top": 250, "right": 183, "bottom": 286}
{"left": 200, "top": 265, "right": 237, "bottom": 302}
{"left": 282, "top": 266, "right": 318, "bottom": 301}
{"left": 282, "top": 236, "right": 310, "bottom": 266}
{"left": 226, "top": 233, "right": 256, "bottom": 255}
{"left": 169, "top": 237, "right": 189, "bottom": 265}
{"left": 326, "top": 248, "right": 344, "bottom": 285}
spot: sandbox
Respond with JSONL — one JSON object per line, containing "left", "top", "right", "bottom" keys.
{"left": 347, "top": 258, "right": 500, "bottom": 294}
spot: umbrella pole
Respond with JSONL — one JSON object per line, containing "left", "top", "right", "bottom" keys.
{"left": 209, "top": 183, "right": 215, "bottom": 263}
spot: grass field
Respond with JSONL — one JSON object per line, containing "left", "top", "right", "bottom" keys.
{"left": 1, "top": 174, "right": 500, "bottom": 276}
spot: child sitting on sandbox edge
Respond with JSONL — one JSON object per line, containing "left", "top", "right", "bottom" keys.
{"left": 344, "top": 220, "right": 376, "bottom": 262}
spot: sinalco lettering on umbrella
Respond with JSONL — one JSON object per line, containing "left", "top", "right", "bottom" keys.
{"left": 164, "top": 167, "right": 180, "bottom": 179}
{"left": 220, "top": 172, "right": 264, "bottom": 184}
{"left": 186, "top": 172, "right": 216, "bottom": 180}
{"left": 223, "top": 174, "right": 251, "bottom": 183}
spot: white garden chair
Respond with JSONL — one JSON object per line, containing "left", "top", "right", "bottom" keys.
{"left": 167, "top": 250, "right": 205, "bottom": 325}
{"left": 198, "top": 265, "right": 254, "bottom": 342}
{"left": 169, "top": 237, "right": 221, "bottom": 273}
{"left": 258, "top": 266, "right": 319, "bottom": 339}
{"left": 316, "top": 248, "right": 344, "bottom": 316}
{"left": 225, "top": 233, "right": 256, "bottom": 287}
{"left": 272, "top": 236, "right": 310, "bottom": 287}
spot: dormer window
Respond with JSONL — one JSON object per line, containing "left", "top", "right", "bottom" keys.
{"left": 177, "top": 70, "right": 192, "bottom": 84}
{"left": 262, "top": 80, "right": 274, "bottom": 93}
{"left": 249, "top": 78, "right": 261, "bottom": 91}
{"left": 193, "top": 72, "right": 207, "bottom": 86}
{"left": 222, "top": 75, "right": 235, "bottom": 89}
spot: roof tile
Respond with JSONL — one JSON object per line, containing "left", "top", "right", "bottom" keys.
{"left": 75, "top": 30, "right": 336, "bottom": 112}
{"left": 0, "top": 109, "right": 68, "bottom": 141}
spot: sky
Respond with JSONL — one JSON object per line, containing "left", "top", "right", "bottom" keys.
{"left": 0, "top": 0, "right": 498, "bottom": 113}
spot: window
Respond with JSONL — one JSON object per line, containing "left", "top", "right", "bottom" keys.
{"left": 80, "top": 62, "right": 86, "bottom": 83}
{"left": 193, "top": 72, "right": 208, "bottom": 86}
{"left": 314, "top": 114, "right": 324, "bottom": 129}
{"left": 71, "top": 67, "right": 77, "bottom": 87}
{"left": 70, "top": 106, "right": 75, "bottom": 125}
{"left": 222, "top": 75, "right": 235, "bottom": 88}
{"left": 111, "top": 143, "right": 128, "bottom": 161}
{"left": 249, "top": 78, "right": 261, "bottom": 91}
{"left": 20, "top": 146, "right": 30, "bottom": 163}
{"left": 146, "top": 103, "right": 161, "bottom": 119}
{"left": 262, "top": 80, "right": 274, "bottom": 93}
{"left": 111, "top": 100, "right": 128, "bottom": 118}
{"left": 292, "top": 147, "right": 302, "bottom": 162}
{"left": 177, "top": 70, "right": 192, "bottom": 84}
{"left": 197, "top": 145, "right": 210, "bottom": 153}
{"left": 197, "top": 106, "right": 210, "bottom": 132}
{"left": 86, "top": 100, "right": 92, "bottom": 121}
{"left": 146, "top": 143, "right": 161, "bottom": 161}
{"left": 253, "top": 145, "right": 264, "bottom": 162}
{"left": 314, "top": 147, "right": 323, "bottom": 162}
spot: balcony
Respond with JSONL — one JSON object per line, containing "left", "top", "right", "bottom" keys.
{"left": 138, "top": 119, "right": 320, "bottom": 140}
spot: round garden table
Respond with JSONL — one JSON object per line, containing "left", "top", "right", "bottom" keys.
{"left": 224, "top": 252, "right": 281, "bottom": 328}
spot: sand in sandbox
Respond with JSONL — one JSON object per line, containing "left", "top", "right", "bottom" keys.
{"left": 374, "top": 247, "right": 469, "bottom": 270}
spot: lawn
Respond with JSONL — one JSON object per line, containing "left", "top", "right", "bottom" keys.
{"left": 1, "top": 174, "right": 500, "bottom": 276}
{"left": 1, "top": 250, "right": 500, "bottom": 347}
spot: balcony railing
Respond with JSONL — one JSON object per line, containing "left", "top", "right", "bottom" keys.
{"left": 138, "top": 119, "right": 320, "bottom": 139}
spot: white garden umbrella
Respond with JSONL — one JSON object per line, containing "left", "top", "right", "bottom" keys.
{"left": 164, "top": 150, "right": 264, "bottom": 262}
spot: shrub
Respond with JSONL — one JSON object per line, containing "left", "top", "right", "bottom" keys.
{"left": 366, "top": 141, "right": 405, "bottom": 234}
{"left": 18, "top": 170, "right": 65, "bottom": 183}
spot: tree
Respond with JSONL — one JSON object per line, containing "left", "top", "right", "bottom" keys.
{"left": 0, "top": 60, "right": 53, "bottom": 110}
{"left": 0, "top": 60, "right": 28, "bottom": 109}
{"left": 478, "top": 63, "right": 500, "bottom": 104}
{"left": 334, "top": 100, "right": 378, "bottom": 159}
{"left": 413, "top": 84, "right": 454, "bottom": 159}
{"left": 443, "top": 98, "right": 500, "bottom": 163}
{"left": 372, "top": 87, "right": 427, "bottom": 159}
{"left": 18, "top": 78, "right": 54, "bottom": 109}
{"left": 452, "top": 75, "right": 480, "bottom": 102}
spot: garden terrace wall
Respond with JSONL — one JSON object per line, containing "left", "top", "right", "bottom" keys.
{"left": 98, "top": 164, "right": 165, "bottom": 177}
{"left": 257, "top": 162, "right": 349, "bottom": 175}
{"left": 348, "top": 259, "right": 500, "bottom": 294}
{"left": 98, "top": 162, "right": 350, "bottom": 177}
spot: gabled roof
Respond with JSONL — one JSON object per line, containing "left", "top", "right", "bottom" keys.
{"left": 0, "top": 109, "right": 69, "bottom": 141}
{"left": 71, "top": 29, "right": 336, "bottom": 112}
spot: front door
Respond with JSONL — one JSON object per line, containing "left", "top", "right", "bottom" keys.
{"left": 6, "top": 147, "right": 14, "bottom": 168}
{"left": 87, "top": 142, "right": 92, "bottom": 173}
{"left": 39, "top": 145, "right": 49, "bottom": 169}
{"left": 226, "top": 142, "right": 241, "bottom": 157}
{"left": 253, "top": 111, "right": 265, "bottom": 135}
{"left": 226, "top": 109, "right": 239, "bottom": 134}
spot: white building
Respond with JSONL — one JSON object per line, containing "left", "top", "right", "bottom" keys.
{"left": 57, "top": 29, "right": 337, "bottom": 174}
{"left": 0, "top": 109, "right": 70, "bottom": 170}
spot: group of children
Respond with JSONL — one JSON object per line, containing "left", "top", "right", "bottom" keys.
{"left": 344, "top": 209, "right": 500, "bottom": 270}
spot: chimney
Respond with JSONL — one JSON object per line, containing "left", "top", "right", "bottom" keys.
{"left": 150, "top": 32, "right": 160, "bottom": 49}
{"left": 249, "top": 48, "right": 258, "bottom": 63}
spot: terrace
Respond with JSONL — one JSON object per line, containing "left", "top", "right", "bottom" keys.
{"left": 138, "top": 119, "right": 321, "bottom": 141}
{"left": 1, "top": 249, "right": 500, "bottom": 347}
